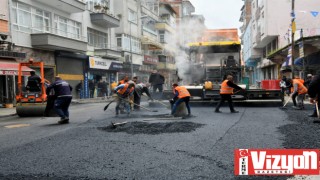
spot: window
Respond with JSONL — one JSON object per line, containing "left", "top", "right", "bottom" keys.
{"left": 117, "top": 34, "right": 141, "bottom": 53}
{"left": 12, "top": 2, "right": 50, "bottom": 33}
{"left": 87, "top": 28, "right": 108, "bottom": 48}
{"left": 54, "top": 15, "right": 81, "bottom": 40}
{"left": 128, "top": 9, "right": 137, "bottom": 24}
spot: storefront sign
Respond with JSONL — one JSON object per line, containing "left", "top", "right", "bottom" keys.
{"left": 109, "top": 62, "right": 123, "bottom": 71}
{"left": 84, "top": 73, "right": 89, "bottom": 98}
{"left": 143, "top": 55, "right": 158, "bottom": 65}
{"left": 89, "top": 57, "right": 123, "bottom": 71}
{"left": 89, "top": 57, "right": 112, "bottom": 70}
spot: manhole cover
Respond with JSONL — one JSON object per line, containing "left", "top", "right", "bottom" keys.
{"left": 98, "top": 121, "right": 204, "bottom": 135}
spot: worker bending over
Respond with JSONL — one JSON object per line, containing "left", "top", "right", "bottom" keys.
{"left": 114, "top": 81, "right": 135, "bottom": 116}
{"left": 171, "top": 83, "right": 191, "bottom": 116}
{"left": 287, "top": 78, "right": 308, "bottom": 110}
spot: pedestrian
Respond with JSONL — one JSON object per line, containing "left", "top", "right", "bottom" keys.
{"left": 26, "top": 71, "right": 42, "bottom": 92}
{"left": 46, "top": 76, "right": 73, "bottom": 124}
{"left": 148, "top": 70, "right": 165, "bottom": 93}
{"left": 114, "top": 80, "right": 135, "bottom": 116}
{"left": 307, "top": 70, "right": 320, "bottom": 118}
{"left": 171, "top": 83, "right": 191, "bottom": 116}
{"left": 89, "top": 80, "right": 95, "bottom": 98}
{"left": 76, "top": 80, "right": 83, "bottom": 99}
{"left": 287, "top": 78, "right": 308, "bottom": 110}
{"left": 215, "top": 75, "right": 244, "bottom": 113}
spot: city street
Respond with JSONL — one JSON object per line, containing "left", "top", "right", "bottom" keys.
{"left": 0, "top": 100, "right": 319, "bottom": 179}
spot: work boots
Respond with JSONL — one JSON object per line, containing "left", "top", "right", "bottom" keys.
{"left": 58, "top": 117, "right": 69, "bottom": 124}
{"left": 308, "top": 112, "right": 317, "bottom": 117}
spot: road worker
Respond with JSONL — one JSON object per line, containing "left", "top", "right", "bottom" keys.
{"left": 289, "top": 76, "right": 308, "bottom": 109}
{"left": 132, "top": 76, "right": 153, "bottom": 111}
{"left": 118, "top": 75, "right": 129, "bottom": 85}
{"left": 171, "top": 83, "right": 191, "bottom": 116}
{"left": 215, "top": 75, "right": 244, "bottom": 113}
{"left": 113, "top": 80, "right": 135, "bottom": 116}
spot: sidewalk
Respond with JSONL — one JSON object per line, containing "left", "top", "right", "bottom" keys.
{"left": 0, "top": 97, "right": 113, "bottom": 118}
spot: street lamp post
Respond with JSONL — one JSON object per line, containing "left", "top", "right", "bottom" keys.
{"left": 291, "top": 0, "right": 296, "bottom": 78}
{"left": 129, "top": 21, "right": 134, "bottom": 78}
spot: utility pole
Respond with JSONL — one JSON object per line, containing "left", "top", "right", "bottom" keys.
{"left": 291, "top": 0, "right": 296, "bottom": 78}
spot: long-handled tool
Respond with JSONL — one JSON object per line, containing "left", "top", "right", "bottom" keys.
{"left": 279, "top": 94, "right": 292, "bottom": 109}
{"left": 142, "top": 94, "right": 168, "bottom": 108}
{"left": 103, "top": 100, "right": 114, "bottom": 111}
{"left": 316, "top": 102, "right": 319, "bottom": 119}
{"left": 118, "top": 96, "right": 158, "bottom": 112}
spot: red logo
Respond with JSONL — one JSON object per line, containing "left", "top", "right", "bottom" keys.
{"left": 234, "top": 149, "right": 320, "bottom": 175}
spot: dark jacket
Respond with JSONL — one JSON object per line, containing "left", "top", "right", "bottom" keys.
{"left": 28, "top": 74, "right": 41, "bottom": 83}
{"left": 46, "top": 80, "right": 72, "bottom": 97}
{"left": 226, "top": 81, "right": 243, "bottom": 90}
{"left": 308, "top": 75, "right": 320, "bottom": 99}
{"left": 149, "top": 73, "right": 165, "bottom": 85}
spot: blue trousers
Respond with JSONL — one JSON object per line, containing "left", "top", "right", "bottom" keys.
{"left": 54, "top": 96, "right": 72, "bottom": 118}
{"left": 171, "top": 97, "right": 191, "bottom": 115}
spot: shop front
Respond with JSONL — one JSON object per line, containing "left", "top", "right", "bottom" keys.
{"left": 86, "top": 56, "right": 123, "bottom": 98}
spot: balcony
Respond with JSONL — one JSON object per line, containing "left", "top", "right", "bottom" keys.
{"left": 31, "top": 33, "right": 87, "bottom": 52}
{"left": 90, "top": 13, "right": 120, "bottom": 28}
{"left": 33, "top": 0, "right": 86, "bottom": 13}
{"left": 157, "top": 62, "right": 176, "bottom": 70}
{"left": 155, "top": 22, "right": 175, "bottom": 33}
{"left": 93, "top": 44, "right": 122, "bottom": 59}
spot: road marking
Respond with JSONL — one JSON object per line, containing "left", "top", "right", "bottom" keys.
{"left": 4, "top": 124, "right": 31, "bottom": 128}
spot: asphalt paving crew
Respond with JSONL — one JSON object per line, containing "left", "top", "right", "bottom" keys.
{"left": 215, "top": 75, "right": 244, "bottom": 113}
{"left": 132, "top": 77, "right": 153, "bottom": 111}
{"left": 46, "top": 76, "right": 73, "bottom": 124}
{"left": 287, "top": 78, "right": 308, "bottom": 110}
{"left": 170, "top": 83, "right": 191, "bottom": 116}
{"left": 307, "top": 70, "right": 320, "bottom": 118}
{"left": 113, "top": 80, "right": 135, "bottom": 116}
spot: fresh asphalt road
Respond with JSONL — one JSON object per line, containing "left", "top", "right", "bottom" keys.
{"left": 0, "top": 101, "right": 290, "bottom": 179}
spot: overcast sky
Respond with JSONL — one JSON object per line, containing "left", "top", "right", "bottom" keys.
{"left": 189, "top": 0, "right": 244, "bottom": 30}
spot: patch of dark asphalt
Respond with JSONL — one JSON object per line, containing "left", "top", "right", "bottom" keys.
{"left": 98, "top": 121, "right": 205, "bottom": 135}
{"left": 279, "top": 103, "right": 320, "bottom": 149}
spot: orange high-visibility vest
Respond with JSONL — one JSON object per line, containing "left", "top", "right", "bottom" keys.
{"left": 220, "top": 80, "right": 233, "bottom": 94}
{"left": 174, "top": 86, "right": 191, "bottom": 98}
{"left": 117, "top": 84, "right": 134, "bottom": 95}
{"left": 118, "top": 80, "right": 126, "bottom": 85}
{"left": 292, "top": 79, "right": 307, "bottom": 95}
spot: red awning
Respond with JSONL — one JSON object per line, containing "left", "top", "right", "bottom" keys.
{"left": 0, "top": 62, "right": 34, "bottom": 75}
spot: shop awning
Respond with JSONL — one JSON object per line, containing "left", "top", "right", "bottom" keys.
{"left": 0, "top": 62, "right": 34, "bottom": 75}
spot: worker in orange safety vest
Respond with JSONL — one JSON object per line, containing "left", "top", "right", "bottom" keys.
{"left": 113, "top": 80, "right": 135, "bottom": 116}
{"left": 288, "top": 77, "right": 308, "bottom": 110}
{"left": 215, "top": 75, "right": 244, "bottom": 113}
{"left": 171, "top": 83, "right": 191, "bottom": 116}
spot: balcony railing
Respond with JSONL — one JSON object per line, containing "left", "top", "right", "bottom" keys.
{"left": 30, "top": 26, "right": 86, "bottom": 41}
{"left": 91, "top": 43, "right": 122, "bottom": 51}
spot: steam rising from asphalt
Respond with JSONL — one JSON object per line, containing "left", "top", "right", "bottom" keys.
{"left": 167, "top": 16, "right": 206, "bottom": 85}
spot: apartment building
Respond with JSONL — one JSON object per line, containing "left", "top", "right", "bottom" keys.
{"left": 0, "top": 0, "right": 122, "bottom": 99}
{"left": 241, "top": 0, "right": 320, "bottom": 86}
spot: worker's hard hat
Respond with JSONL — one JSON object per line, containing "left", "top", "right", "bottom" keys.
{"left": 307, "top": 74, "right": 312, "bottom": 77}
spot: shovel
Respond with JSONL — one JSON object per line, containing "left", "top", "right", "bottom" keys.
{"left": 279, "top": 94, "right": 292, "bottom": 109}
{"left": 103, "top": 100, "right": 114, "bottom": 111}
{"left": 316, "top": 102, "right": 319, "bottom": 119}
{"left": 142, "top": 94, "right": 168, "bottom": 108}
